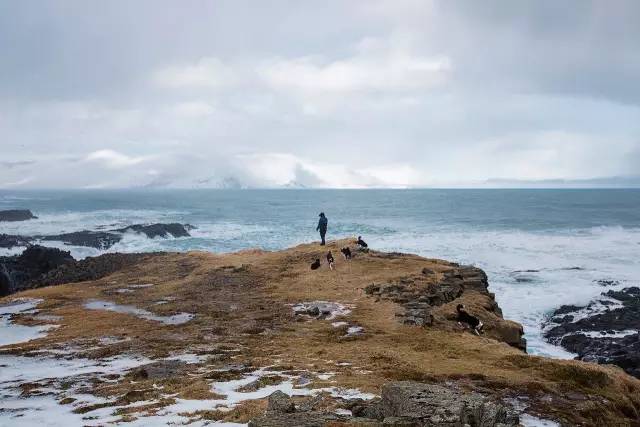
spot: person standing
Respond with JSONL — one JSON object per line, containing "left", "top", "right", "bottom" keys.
{"left": 316, "top": 212, "right": 328, "bottom": 245}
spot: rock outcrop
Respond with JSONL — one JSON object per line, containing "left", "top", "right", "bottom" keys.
{"left": 365, "top": 265, "right": 527, "bottom": 351}
{"left": 0, "top": 209, "right": 37, "bottom": 221}
{"left": 0, "top": 234, "right": 31, "bottom": 249}
{"left": 249, "top": 382, "right": 519, "bottom": 426}
{"left": 0, "top": 245, "right": 74, "bottom": 296}
{"left": 39, "top": 223, "right": 192, "bottom": 249}
{"left": 1, "top": 223, "right": 194, "bottom": 250}
{"left": 544, "top": 287, "right": 640, "bottom": 378}
{"left": 0, "top": 246, "right": 160, "bottom": 296}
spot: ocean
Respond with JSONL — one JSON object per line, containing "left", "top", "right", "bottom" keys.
{"left": 1, "top": 188, "right": 639, "bottom": 358}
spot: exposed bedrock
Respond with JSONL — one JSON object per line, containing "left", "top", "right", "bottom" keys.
{"left": 0, "top": 234, "right": 32, "bottom": 249}
{"left": 0, "top": 223, "right": 194, "bottom": 250}
{"left": 39, "top": 223, "right": 193, "bottom": 249}
{"left": 249, "top": 382, "right": 519, "bottom": 426}
{"left": 0, "top": 209, "right": 37, "bottom": 222}
{"left": 0, "top": 245, "right": 74, "bottom": 296}
{"left": 544, "top": 287, "right": 640, "bottom": 378}
{"left": 365, "top": 265, "right": 527, "bottom": 351}
{"left": 0, "top": 245, "right": 161, "bottom": 296}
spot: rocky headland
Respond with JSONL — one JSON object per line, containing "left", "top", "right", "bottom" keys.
{"left": 1, "top": 239, "right": 639, "bottom": 426}
{"left": 0, "top": 209, "right": 37, "bottom": 222}
{"left": 0, "top": 222, "right": 193, "bottom": 250}
{"left": 544, "top": 286, "right": 640, "bottom": 379}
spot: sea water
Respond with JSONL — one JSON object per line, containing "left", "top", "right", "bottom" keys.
{"left": 1, "top": 189, "right": 639, "bottom": 358}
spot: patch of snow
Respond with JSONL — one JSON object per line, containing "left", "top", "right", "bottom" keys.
{"left": 346, "top": 326, "right": 364, "bottom": 336}
{"left": 116, "top": 288, "right": 135, "bottom": 293}
{"left": 316, "top": 373, "right": 335, "bottom": 381}
{"left": 0, "top": 353, "right": 153, "bottom": 426}
{"left": 0, "top": 298, "right": 58, "bottom": 346}
{"left": 129, "top": 284, "right": 155, "bottom": 288}
{"left": 332, "top": 321, "right": 348, "bottom": 327}
{"left": 521, "top": 413, "right": 560, "bottom": 427}
{"left": 164, "top": 353, "right": 208, "bottom": 364}
{"left": 335, "top": 408, "right": 352, "bottom": 416}
{"left": 84, "top": 300, "right": 194, "bottom": 325}
{"left": 292, "top": 301, "right": 352, "bottom": 320}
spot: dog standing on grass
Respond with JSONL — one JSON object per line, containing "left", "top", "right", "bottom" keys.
{"left": 456, "top": 304, "right": 484, "bottom": 335}
{"left": 340, "top": 247, "right": 352, "bottom": 260}
{"left": 326, "top": 251, "right": 335, "bottom": 270}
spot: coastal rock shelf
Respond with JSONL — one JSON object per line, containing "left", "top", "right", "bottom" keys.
{"left": 544, "top": 286, "right": 640, "bottom": 378}
{"left": 0, "top": 209, "right": 37, "bottom": 222}
{"left": 0, "top": 222, "right": 193, "bottom": 250}
{"left": 1, "top": 239, "right": 639, "bottom": 426}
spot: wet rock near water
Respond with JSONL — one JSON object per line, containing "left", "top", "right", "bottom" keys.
{"left": 0, "top": 234, "right": 32, "bottom": 249}
{"left": 544, "top": 287, "right": 640, "bottom": 378}
{"left": 249, "top": 381, "right": 520, "bottom": 427}
{"left": 0, "top": 223, "right": 193, "bottom": 250}
{"left": 38, "top": 223, "right": 193, "bottom": 249}
{"left": 40, "top": 231, "right": 122, "bottom": 250}
{"left": 0, "top": 209, "right": 37, "bottom": 222}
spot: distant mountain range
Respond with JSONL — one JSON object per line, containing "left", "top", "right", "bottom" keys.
{"left": 479, "top": 175, "right": 640, "bottom": 189}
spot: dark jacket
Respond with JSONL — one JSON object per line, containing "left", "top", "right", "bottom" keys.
{"left": 317, "top": 216, "right": 328, "bottom": 232}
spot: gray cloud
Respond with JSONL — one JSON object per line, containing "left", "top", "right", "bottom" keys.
{"left": 0, "top": 0, "right": 639, "bottom": 188}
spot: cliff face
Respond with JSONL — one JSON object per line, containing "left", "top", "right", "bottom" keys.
{"left": 1, "top": 239, "right": 639, "bottom": 426}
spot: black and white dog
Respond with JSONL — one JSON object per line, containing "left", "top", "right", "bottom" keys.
{"left": 456, "top": 304, "right": 484, "bottom": 335}
{"left": 310, "top": 258, "right": 321, "bottom": 270}
{"left": 340, "top": 247, "right": 352, "bottom": 260}
{"left": 356, "top": 236, "right": 368, "bottom": 249}
{"left": 326, "top": 251, "right": 335, "bottom": 270}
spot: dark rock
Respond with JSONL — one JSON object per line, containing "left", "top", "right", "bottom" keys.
{"left": 544, "top": 287, "right": 640, "bottom": 378}
{"left": 0, "top": 209, "right": 37, "bottom": 222}
{"left": 29, "top": 252, "right": 162, "bottom": 290}
{"left": 0, "top": 245, "right": 74, "bottom": 296}
{"left": 267, "top": 390, "right": 295, "bottom": 413}
{"left": 115, "top": 223, "right": 191, "bottom": 239}
{"left": 40, "top": 231, "right": 122, "bottom": 250}
{"left": 596, "top": 279, "right": 620, "bottom": 287}
{"left": 37, "top": 223, "right": 192, "bottom": 249}
{"left": 0, "top": 234, "right": 32, "bottom": 249}
{"left": 1, "top": 247, "right": 161, "bottom": 296}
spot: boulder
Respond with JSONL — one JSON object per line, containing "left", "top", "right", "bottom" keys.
{"left": 380, "top": 382, "right": 519, "bottom": 426}
{"left": 0, "top": 209, "right": 37, "bottom": 222}
{"left": 267, "top": 390, "right": 295, "bottom": 413}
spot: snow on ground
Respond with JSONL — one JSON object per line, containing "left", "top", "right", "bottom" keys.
{"left": 0, "top": 298, "right": 58, "bottom": 346}
{"left": 84, "top": 300, "right": 194, "bottom": 325}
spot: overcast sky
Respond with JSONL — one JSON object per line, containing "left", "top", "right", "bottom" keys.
{"left": 1, "top": 0, "right": 639, "bottom": 189}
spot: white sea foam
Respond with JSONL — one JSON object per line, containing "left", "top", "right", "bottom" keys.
{"left": 582, "top": 329, "right": 638, "bottom": 338}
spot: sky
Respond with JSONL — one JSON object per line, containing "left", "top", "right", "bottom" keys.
{"left": 1, "top": 0, "right": 639, "bottom": 189}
